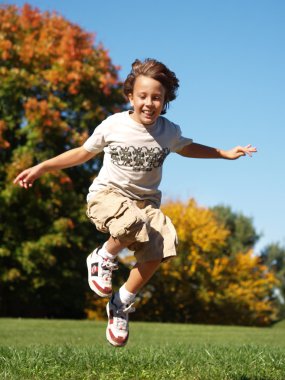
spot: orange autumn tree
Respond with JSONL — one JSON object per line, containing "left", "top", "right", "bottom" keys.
{"left": 0, "top": 4, "right": 127, "bottom": 317}
{"left": 133, "top": 199, "right": 279, "bottom": 326}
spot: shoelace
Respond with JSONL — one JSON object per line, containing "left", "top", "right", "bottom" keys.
{"left": 101, "top": 259, "right": 119, "bottom": 281}
{"left": 114, "top": 303, "right": 136, "bottom": 330}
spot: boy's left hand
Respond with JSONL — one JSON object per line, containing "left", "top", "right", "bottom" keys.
{"left": 222, "top": 144, "right": 257, "bottom": 160}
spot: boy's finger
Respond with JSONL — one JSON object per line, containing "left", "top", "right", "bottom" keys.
{"left": 13, "top": 175, "right": 20, "bottom": 184}
{"left": 14, "top": 172, "right": 26, "bottom": 184}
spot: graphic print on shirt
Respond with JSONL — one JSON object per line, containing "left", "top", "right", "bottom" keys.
{"left": 110, "top": 145, "right": 170, "bottom": 172}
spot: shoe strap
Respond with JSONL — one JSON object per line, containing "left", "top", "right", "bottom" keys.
{"left": 102, "top": 259, "right": 119, "bottom": 271}
{"left": 117, "top": 302, "right": 135, "bottom": 315}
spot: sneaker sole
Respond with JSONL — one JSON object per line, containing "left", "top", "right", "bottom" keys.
{"left": 106, "top": 303, "right": 129, "bottom": 347}
{"left": 86, "top": 253, "right": 112, "bottom": 298}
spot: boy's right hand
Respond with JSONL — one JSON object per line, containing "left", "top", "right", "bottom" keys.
{"left": 13, "top": 164, "right": 44, "bottom": 189}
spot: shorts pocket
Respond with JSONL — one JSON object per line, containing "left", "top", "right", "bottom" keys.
{"left": 109, "top": 207, "right": 149, "bottom": 243}
{"left": 87, "top": 191, "right": 129, "bottom": 233}
{"left": 87, "top": 190, "right": 149, "bottom": 243}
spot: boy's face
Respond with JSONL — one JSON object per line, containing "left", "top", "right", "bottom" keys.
{"left": 128, "top": 75, "right": 166, "bottom": 126}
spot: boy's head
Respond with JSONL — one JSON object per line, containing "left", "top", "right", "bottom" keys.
{"left": 124, "top": 59, "right": 179, "bottom": 115}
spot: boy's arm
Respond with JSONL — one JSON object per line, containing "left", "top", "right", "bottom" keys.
{"left": 177, "top": 142, "right": 257, "bottom": 160}
{"left": 14, "top": 146, "right": 96, "bottom": 189}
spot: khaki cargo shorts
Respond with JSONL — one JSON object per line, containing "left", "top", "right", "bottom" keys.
{"left": 86, "top": 187, "right": 178, "bottom": 263}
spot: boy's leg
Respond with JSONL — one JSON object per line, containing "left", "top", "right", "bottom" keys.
{"left": 87, "top": 237, "right": 129, "bottom": 298}
{"left": 124, "top": 259, "right": 161, "bottom": 294}
{"left": 87, "top": 193, "right": 150, "bottom": 298}
{"left": 105, "top": 236, "right": 129, "bottom": 255}
{"left": 106, "top": 259, "right": 161, "bottom": 347}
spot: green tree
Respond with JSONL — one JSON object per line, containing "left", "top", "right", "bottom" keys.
{"left": 132, "top": 200, "right": 279, "bottom": 326}
{"left": 261, "top": 243, "right": 285, "bottom": 319}
{"left": 211, "top": 205, "right": 260, "bottom": 255}
{"left": 0, "top": 4, "right": 126, "bottom": 317}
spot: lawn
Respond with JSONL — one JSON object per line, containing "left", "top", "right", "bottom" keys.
{"left": 0, "top": 318, "right": 284, "bottom": 379}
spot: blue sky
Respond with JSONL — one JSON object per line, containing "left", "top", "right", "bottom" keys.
{"left": 5, "top": 0, "right": 285, "bottom": 252}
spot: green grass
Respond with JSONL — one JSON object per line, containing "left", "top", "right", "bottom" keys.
{"left": 0, "top": 318, "right": 285, "bottom": 379}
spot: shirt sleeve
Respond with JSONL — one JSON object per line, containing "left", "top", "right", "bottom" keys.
{"left": 83, "top": 120, "right": 107, "bottom": 154}
{"left": 170, "top": 123, "right": 193, "bottom": 152}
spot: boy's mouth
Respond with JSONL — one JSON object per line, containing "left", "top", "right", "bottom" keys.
{"left": 142, "top": 110, "right": 154, "bottom": 117}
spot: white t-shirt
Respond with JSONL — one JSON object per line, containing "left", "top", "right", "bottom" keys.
{"left": 83, "top": 111, "right": 192, "bottom": 206}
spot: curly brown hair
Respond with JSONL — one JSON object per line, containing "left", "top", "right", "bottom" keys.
{"left": 123, "top": 59, "right": 179, "bottom": 114}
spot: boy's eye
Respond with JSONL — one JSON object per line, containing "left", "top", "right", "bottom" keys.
{"left": 137, "top": 94, "right": 162, "bottom": 101}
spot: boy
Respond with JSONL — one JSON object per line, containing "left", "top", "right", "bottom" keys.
{"left": 14, "top": 58, "right": 257, "bottom": 347}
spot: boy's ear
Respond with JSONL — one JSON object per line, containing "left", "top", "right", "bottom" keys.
{"left": 128, "top": 93, "right": 134, "bottom": 106}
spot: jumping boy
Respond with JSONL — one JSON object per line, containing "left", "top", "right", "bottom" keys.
{"left": 14, "top": 58, "right": 257, "bottom": 347}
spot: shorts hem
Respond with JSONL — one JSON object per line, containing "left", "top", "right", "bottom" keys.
{"left": 134, "top": 252, "right": 177, "bottom": 264}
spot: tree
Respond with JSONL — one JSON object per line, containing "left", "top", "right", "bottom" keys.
{"left": 0, "top": 4, "right": 127, "bottom": 317}
{"left": 211, "top": 205, "right": 260, "bottom": 255}
{"left": 261, "top": 243, "right": 285, "bottom": 319}
{"left": 132, "top": 199, "right": 279, "bottom": 326}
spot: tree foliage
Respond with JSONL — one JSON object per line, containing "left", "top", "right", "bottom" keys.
{"left": 133, "top": 200, "right": 279, "bottom": 326}
{"left": 0, "top": 4, "right": 127, "bottom": 317}
{"left": 87, "top": 199, "right": 279, "bottom": 326}
{"left": 211, "top": 205, "right": 260, "bottom": 255}
{"left": 261, "top": 243, "right": 285, "bottom": 319}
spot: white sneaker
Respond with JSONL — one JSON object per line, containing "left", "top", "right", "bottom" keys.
{"left": 106, "top": 295, "right": 135, "bottom": 347}
{"left": 86, "top": 248, "right": 118, "bottom": 297}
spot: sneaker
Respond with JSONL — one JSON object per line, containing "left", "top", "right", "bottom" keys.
{"left": 106, "top": 295, "right": 135, "bottom": 347}
{"left": 86, "top": 248, "right": 118, "bottom": 297}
